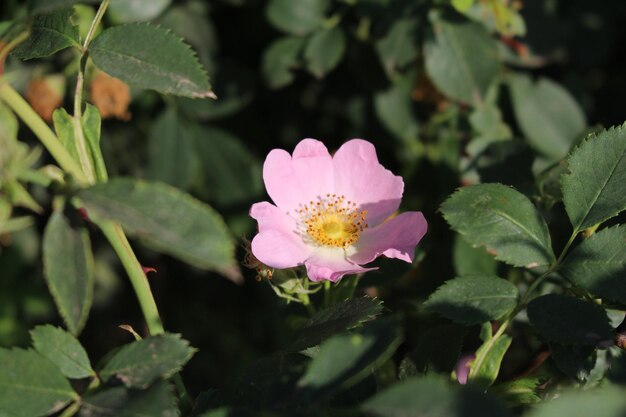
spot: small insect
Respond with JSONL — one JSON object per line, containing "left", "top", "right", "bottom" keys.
{"left": 241, "top": 237, "right": 273, "bottom": 281}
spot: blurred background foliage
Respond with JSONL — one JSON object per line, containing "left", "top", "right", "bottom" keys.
{"left": 1, "top": 0, "right": 626, "bottom": 398}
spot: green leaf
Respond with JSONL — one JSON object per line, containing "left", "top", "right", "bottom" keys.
{"left": 147, "top": 107, "right": 199, "bottom": 190}
{"left": 0, "top": 348, "right": 77, "bottom": 417}
{"left": 78, "top": 380, "right": 178, "bottom": 417}
{"left": 453, "top": 235, "right": 497, "bottom": 276}
{"left": 561, "top": 225, "right": 626, "bottom": 303}
{"left": 376, "top": 18, "right": 419, "bottom": 76}
{"left": 287, "top": 297, "right": 384, "bottom": 352}
{"left": 89, "top": 23, "right": 214, "bottom": 98}
{"left": 266, "top": 0, "right": 327, "bottom": 36}
{"left": 508, "top": 73, "right": 586, "bottom": 161}
{"left": 561, "top": 124, "right": 626, "bottom": 232}
{"left": 193, "top": 126, "right": 263, "bottom": 206}
{"left": 12, "top": 7, "right": 79, "bottom": 60}
{"left": 100, "top": 333, "right": 195, "bottom": 388}
{"left": 469, "top": 334, "right": 512, "bottom": 388}
{"left": 28, "top": 0, "right": 99, "bottom": 15}
{"left": 363, "top": 375, "right": 510, "bottom": 417}
{"left": 424, "top": 11, "right": 500, "bottom": 105}
{"left": 490, "top": 377, "right": 543, "bottom": 406}
{"left": 403, "top": 324, "right": 466, "bottom": 375}
{"left": 43, "top": 207, "right": 94, "bottom": 335}
{"left": 527, "top": 294, "right": 613, "bottom": 345}
{"left": 374, "top": 76, "right": 419, "bottom": 145}
{"left": 304, "top": 26, "right": 346, "bottom": 78}
{"left": 441, "top": 183, "right": 555, "bottom": 268}
{"left": 52, "top": 108, "right": 81, "bottom": 168}
{"left": 262, "top": 36, "right": 306, "bottom": 89}
{"left": 550, "top": 344, "right": 596, "bottom": 382}
{"left": 77, "top": 178, "right": 239, "bottom": 278}
{"left": 524, "top": 385, "right": 626, "bottom": 417}
{"left": 297, "top": 318, "right": 402, "bottom": 396}
{"left": 0, "top": 102, "right": 18, "bottom": 145}
{"left": 425, "top": 276, "right": 518, "bottom": 324}
{"left": 31, "top": 325, "right": 94, "bottom": 379}
{"left": 108, "top": 0, "right": 172, "bottom": 24}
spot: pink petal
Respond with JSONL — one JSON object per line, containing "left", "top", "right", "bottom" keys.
{"left": 333, "top": 139, "right": 404, "bottom": 226}
{"left": 250, "top": 202, "right": 310, "bottom": 268}
{"left": 263, "top": 139, "right": 334, "bottom": 214}
{"left": 305, "top": 247, "right": 377, "bottom": 282}
{"left": 348, "top": 211, "right": 427, "bottom": 265}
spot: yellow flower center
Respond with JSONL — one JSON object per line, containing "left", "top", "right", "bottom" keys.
{"left": 298, "top": 194, "right": 368, "bottom": 248}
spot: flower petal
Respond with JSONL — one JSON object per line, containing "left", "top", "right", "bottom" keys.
{"left": 305, "top": 247, "right": 377, "bottom": 282}
{"left": 263, "top": 139, "right": 334, "bottom": 214}
{"left": 348, "top": 211, "right": 427, "bottom": 265}
{"left": 333, "top": 139, "right": 404, "bottom": 226}
{"left": 250, "top": 201, "right": 310, "bottom": 268}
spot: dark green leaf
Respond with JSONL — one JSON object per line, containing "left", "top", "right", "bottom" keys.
{"left": 508, "top": 73, "right": 586, "bottom": 161}
{"left": 100, "top": 333, "right": 195, "bottom": 388}
{"left": 561, "top": 225, "right": 626, "bottom": 303}
{"left": 197, "top": 408, "right": 257, "bottom": 417}
{"left": 453, "top": 235, "right": 497, "bottom": 276}
{"left": 287, "top": 297, "right": 383, "bottom": 352}
{"left": 31, "top": 325, "right": 94, "bottom": 379}
{"left": 425, "top": 276, "right": 518, "bottom": 324}
{"left": 403, "top": 323, "right": 466, "bottom": 375}
{"left": 28, "top": 0, "right": 99, "bottom": 15}
{"left": 89, "top": 23, "right": 214, "bottom": 98}
{"left": 441, "top": 183, "right": 555, "bottom": 268}
{"left": 376, "top": 18, "right": 419, "bottom": 75}
{"left": 424, "top": 11, "right": 500, "bottom": 105}
{"left": 469, "top": 334, "right": 512, "bottom": 388}
{"left": 561, "top": 124, "right": 626, "bottom": 232}
{"left": 550, "top": 344, "right": 596, "bottom": 382}
{"left": 78, "top": 380, "right": 178, "bottom": 417}
{"left": 262, "top": 36, "right": 306, "bottom": 89}
{"left": 363, "top": 375, "right": 510, "bottom": 417}
{"left": 108, "top": 0, "right": 171, "bottom": 23}
{"left": 13, "top": 7, "right": 79, "bottom": 59}
{"left": 147, "top": 107, "right": 199, "bottom": 190}
{"left": 527, "top": 294, "right": 613, "bottom": 345}
{"left": 525, "top": 385, "right": 626, "bottom": 417}
{"left": 193, "top": 126, "right": 263, "bottom": 206}
{"left": 78, "top": 178, "right": 239, "bottom": 279}
{"left": 297, "top": 318, "right": 402, "bottom": 396}
{"left": 374, "top": 76, "right": 419, "bottom": 144}
{"left": 0, "top": 348, "right": 77, "bottom": 417}
{"left": 266, "top": 0, "right": 327, "bottom": 36}
{"left": 304, "top": 26, "right": 346, "bottom": 78}
{"left": 43, "top": 208, "right": 94, "bottom": 335}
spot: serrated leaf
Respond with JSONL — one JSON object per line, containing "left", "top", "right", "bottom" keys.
{"left": 266, "top": 0, "right": 327, "bottom": 36}
{"left": 525, "top": 385, "right": 626, "bottom": 417}
{"left": 31, "top": 325, "right": 94, "bottom": 379}
{"left": 0, "top": 348, "right": 77, "bottom": 417}
{"left": 363, "top": 375, "right": 510, "bottom": 417}
{"left": 77, "top": 178, "right": 238, "bottom": 279}
{"left": 304, "top": 26, "right": 345, "bottom": 78}
{"left": 561, "top": 225, "right": 626, "bottom": 303}
{"left": 12, "top": 7, "right": 79, "bottom": 60}
{"left": 193, "top": 126, "right": 263, "bottom": 206}
{"left": 287, "top": 297, "right": 383, "bottom": 352}
{"left": 43, "top": 207, "right": 94, "bottom": 335}
{"left": 78, "top": 380, "right": 179, "bottom": 417}
{"left": 527, "top": 294, "right": 613, "bottom": 345}
{"left": 89, "top": 23, "right": 214, "bottom": 98}
{"left": 262, "top": 36, "right": 306, "bottom": 89}
{"left": 28, "top": 0, "right": 99, "bottom": 15}
{"left": 424, "top": 11, "right": 500, "bottom": 105}
{"left": 508, "top": 73, "right": 586, "bottom": 161}
{"left": 561, "top": 124, "right": 626, "bottom": 232}
{"left": 376, "top": 18, "right": 419, "bottom": 76}
{"left": 147, "top": 107, "right": 199, "bottom": 190}
{"left": 441, "top": 183, "right": 555, "bottom": 268}
{"left": 469, "top": 334, "right": 512, "bottom": 388}
{"left": 99, "top": 334, "right": 195, "bottom": 388}
{"left": 425, "top": 276, "right": 518, "bottom": 324}
{"left": 374, "top": 76, "right": 419, "bottom": 144}
{"left": 297, "top": 318, "right": 402, "bottom": 397}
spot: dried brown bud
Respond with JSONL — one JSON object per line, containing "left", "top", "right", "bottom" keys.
{"left": 89, "top": 72, "right": 131, "bottom": 120}
{"left": 25, "top": 77, "right": 64, "bottom": 122}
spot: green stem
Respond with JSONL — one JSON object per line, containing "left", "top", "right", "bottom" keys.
{"left": 59, "top": 401, "right": 81, "bottom": 417}
{"left": 0, "top": 82, "right": 87, "bottom": 184}
{"left": 99, "top": 222, "right": 165, "bottom": 335}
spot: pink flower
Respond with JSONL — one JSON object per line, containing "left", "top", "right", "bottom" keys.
{"left": 249, "top": 139, "right": 427, "bottom": 282}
